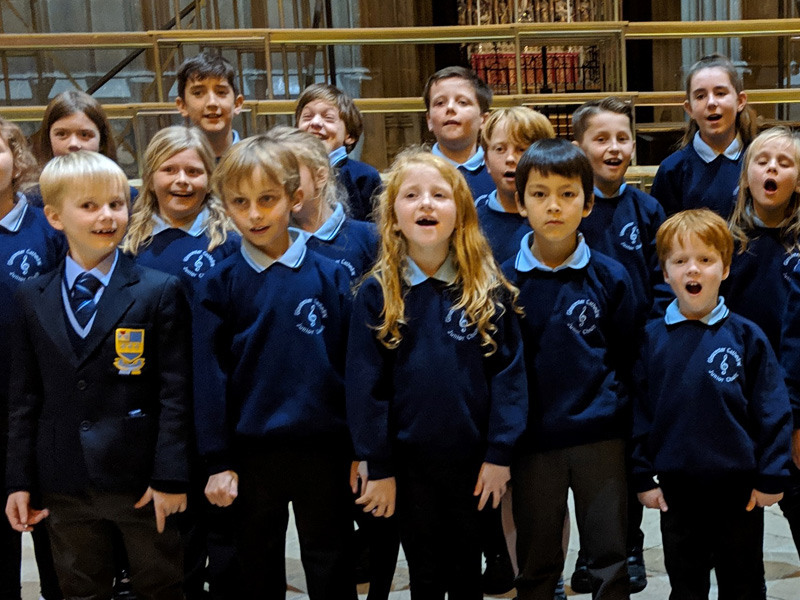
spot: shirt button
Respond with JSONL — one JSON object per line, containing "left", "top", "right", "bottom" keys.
{"left": 76, "top": 380, "right": 87, "bottom": 391}
{"left": 80, "top": 421, "right": 91, "bottom": 431}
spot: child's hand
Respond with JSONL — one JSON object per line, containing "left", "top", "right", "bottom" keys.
{"left": 474, "top": 462, "right": 511, "bottom": 510}
{"left": 205, "top": 470, "right": 239, "bottom": 507}
{"left": 793, "top": 429, "right": 800, "bottom": 470}
{"left": 5, "top": 491, "right": 49, "bottom": 532}
{"left": 355, "top": 477, "right": 396, "bottom": 518}
{"left": 746, "top": 489, "right": 784, "bottom": 511}
{"left": 350, "top": 461, "right": 368, "bottom": 494}
{"left": 135, "top": 487, "right": 187, "bottom": 533}
{"left": 637, "top": 487, "right": 668, "bottom": 512}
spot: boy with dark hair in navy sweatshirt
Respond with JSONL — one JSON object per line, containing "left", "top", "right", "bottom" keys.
{"left": 632, "top": 209, "right": 792, "bottom": 599}
{"left": 503, "top": 138, "right": 639, "bottom": 600}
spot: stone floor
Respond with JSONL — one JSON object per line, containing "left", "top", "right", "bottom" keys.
{"left": 21, "top": 495, "right": 800, "bottom": 599}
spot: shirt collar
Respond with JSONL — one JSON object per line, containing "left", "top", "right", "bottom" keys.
{"left": 664, "top": 296, "right": 729, "bottom": 326}
{"left": 593, "top": 182, "right": 627, "bottom": 199}
{"left": 64, "top": 249, "right": 119, "bottom": 289}
{"left": 240, "top": 228, "right": 307, "bottom": 273}
{"left": 231, "top": 129, "right": 240, "bottom": 145}
{"left": 329, "top": 146, "right": 348, "bottom": 167}
{"left": 403, "top": 253, "right": 458, "bottom": 286}
{"left": 310, "top": 203, "right": 346, "bottom": 241}
{"left": 151, "top": 206, "right": 210, "bottom": 237}
{"left": 693, "top": 131, "right": 743, "bottom": 163}
{"left": 0, "top": 193, "right": 29, "bottom": 232}
{"left": 515, "top": 231, "right": 591, "bottom": 272}
{"left": 747, "top": 205, "right": 789, "bottom": 229}
{"left": 431, "top": 143, "right": 485, "bottom": 173}
{"left": 485, "top": 189, "right": 517, "bottom": 214}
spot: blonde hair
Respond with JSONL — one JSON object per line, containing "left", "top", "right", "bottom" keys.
{"left": 40, "top": 150, "right": 129, "bottom": 209}
{"left": 481, "top": 106, "right": 555, "bottom": 151}
{"left": 265, "top": 126, "right": 348, "bottom": 219}
{"left": 211, "top": 132, "right": 301, "bottom": 203}
{"left": 366, "top": 148, "right": 518, "bottom": 355}
{"left": 657, "top": 209, "right": 734, "bottom": 271}
{"left": 0, "top": 117, "right": 39, "bottom": 196}
{"left": 122, "top": 126, "right": 231, "bottom": 254}
{"left": 729, "top": 126, "right": 800, "bottom": 253}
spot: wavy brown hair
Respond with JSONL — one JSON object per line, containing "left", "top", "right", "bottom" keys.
{"left": 0, "top": 117, "right": 39, "bottom": 196}
{"left": 365, "top": 147, "right": 518, "bottom": 355}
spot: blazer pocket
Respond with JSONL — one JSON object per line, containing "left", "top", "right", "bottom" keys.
{"left": 80, "top": 415, "right": 157, "bottom": 491}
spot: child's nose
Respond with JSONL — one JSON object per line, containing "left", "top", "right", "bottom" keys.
{"left": 67, "top": 134, "right": 82, "bottom": 151}
{"left": 175, "top": 169, "right": 189, "bottom": 184}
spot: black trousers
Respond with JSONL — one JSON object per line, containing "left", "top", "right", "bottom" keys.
{"left": 659, "top": 477, "right": 765, "bottom": 600}
{"left": 512, "top": 439, "right": 629, "bottom": 600}
{"left": 43, "top": 491, "right": 184, "bottom": 600}
{"left": 779, "top": 462, "right": 800, "bottom": 557}
{"left": 352, "top": 492, "right": 400, "bottom": 600}
{"left": 394, "top": 453, "right": 483, "bottom": 600}
{"left": 235, "top": 445, "right": 356, "bottom": 600}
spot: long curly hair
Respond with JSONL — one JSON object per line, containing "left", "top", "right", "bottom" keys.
{"left": 122, "top": 126, "right": 232, "bottom": 254}
{"left": 0, "top": 117, "right": 39, "bottom": 196}
{"left": 365, "top": 147, "right": 519, "bottom": 355}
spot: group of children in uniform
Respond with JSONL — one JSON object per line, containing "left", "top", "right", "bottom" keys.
{"left": 1, "top": 46, "right": 799, "bottom": 600}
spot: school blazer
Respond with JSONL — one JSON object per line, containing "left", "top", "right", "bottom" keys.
{"left": 6, "top": 254, "right": 191, "bottom": 496}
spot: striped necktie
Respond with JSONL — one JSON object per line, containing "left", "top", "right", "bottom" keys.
{"left": 70, "top": 272, "right": 102, "bottom": 328}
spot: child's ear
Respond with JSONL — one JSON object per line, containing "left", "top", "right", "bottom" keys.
{"left": 233, "top": 95, "right": 244, "bottom": 116}
{"left": 344, "top": 133, "right": 356, "bottom": 149}
{"left": 515, "top": 191, "right": 527, "bottom": 217}
{"left": 291, "top": 187, "right": 305, "bottom": 209}
{"left": 43, "top": 204, "right": 64, "bottom": 231}
{"left": 571, "top": 139, "right": 580, "bottom": 148}
{"left": 426, "top": 112, "right": 434, "bottom": 133}
{"left": 582, "top": 193, "right": 595, "bottom": 218}
{"left": 722, "top": 264, "right": 731, "bottom": 281}
{"left": 175, "top": 96, "right": 189, "bottom": 118}
{"left": 683, "top": 99, "right": 693, "bottom": 119}
{"left": 736, "top": 91, "right": 747, "bottom": 114}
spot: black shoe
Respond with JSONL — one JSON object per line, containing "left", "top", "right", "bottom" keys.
{"left": 554, "top": 575, "right": 567, "bottom": 600}
{"left": 113, "top": 570, "right": 137, "bottom": 600}
{"left": 570, "top": 557, "right": 592, "bottom": 594}
{"left": 483, "top": 552, "right": 515, "bottom": 595}
{"left": 628, "top": 548, "right": 647, "bottom": 593}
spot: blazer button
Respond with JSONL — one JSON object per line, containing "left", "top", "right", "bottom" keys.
{"left": 76, "top": 380, "right": 87, "bottom": 391}
{"left": 80, "top": 421, "right": 91, "bottom": 431}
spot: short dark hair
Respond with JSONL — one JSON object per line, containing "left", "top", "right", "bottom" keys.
{"left": 294, "top": 83, "right": 363, "bottom": 152}
{"left": 422, "top": 66, "right": 493, "bottom": 114}
{"left": 516, "top": 138, "right": 594, "bottom": 206}
{"left": 571, "top": 97, "right": 633, "bottom": 142}
{"left": 176, "top": 50, "right": 238, "bottom": 99}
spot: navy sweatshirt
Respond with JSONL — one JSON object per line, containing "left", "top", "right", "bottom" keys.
{"left": 476, "top": 191, "right": 532, "bottom": 265}
{"left": 302, "top": 204, "right": 379, "bottom": 283}
{"left": 780, "top": 265, "right": 800, "bottom": 430}
{"left": 503, "top": 235, "right": 641, "bottom": 452}
{"left": 632, "top": 304, "right": 792, "bottom": 494}
{"left": 346, "top": 266, "right": 528, "bottom": 480}
{"left": 580, "top": 184, "right": 669, "bottom": 313}
{"left": 335, "top": 157, "right": 383, "bottom": 222}
{"left": 192, "top": 236, "right": 353, "bottom": 475}
{"left": 431, "top": 143, "right": 494, "bottom": 201}
{"left": 650, "top": 141, "right": 742, "bottom": 218}
{"left": 722, "top": 227, "right": 799, "bottom": 353}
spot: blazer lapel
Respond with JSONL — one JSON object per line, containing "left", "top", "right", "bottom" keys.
{"left": 75, "top": 255, "right": 138, "bottom": 366}
{"left": 31, "top": 267, "right": 78, "bottom": 368}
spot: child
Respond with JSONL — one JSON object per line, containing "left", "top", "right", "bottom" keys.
{"left": 30, "top": 90, "right": 138, "bottom": 207}
{"left": 0, "top": 117, "right": 65, "bottom": 600}
{"left": 505, "top": 138, "right": 639, "bottom": 600}
{"left": 176, "top": 50, "right": 244, "bottom": 160}
{"left": 5, "top": 151, "right": 191, "bottom": 599}
{"left": 424, "top": 66, "right": 495, "bottom": 200}
{"left": 633, "top": 209, "right": 792, "bottom": 598}
{"left": 574, "top": 97, "right": 668, "bottom": 313}
{"left": 650, "top": 54, "right": 758, "bottom": 218}
{"left": 122, "top": 125, "right": 239, "bottom": 292}
{"left": 295, "top": 83, "right": 382, "bottom": 222}
{"left": 193, "top": 134, "right": 356, "bottom": 599}
{"left": 346, "top": 148, "right": 527, "bottom": 599}
{"left": 269, "top": 126, "right": 379, "bottom": 283}
{"left": 477, "top": 106, "right": 554, "bottom": 265}
{"left": 122, "top": 125, "right": 241, "bottom": 599}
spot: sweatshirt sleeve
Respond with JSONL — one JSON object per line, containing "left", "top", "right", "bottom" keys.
{"left": 650, "top": 153, "right": 683, "bottom": 217}
{"left": 629, "top": 333, "right": 659, "bottom": 493}
{"left": 780, "top": 266, "right": 800, "bottom": 430}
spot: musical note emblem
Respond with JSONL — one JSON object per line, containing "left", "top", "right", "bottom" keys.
{"left": 308, "top": 304, "right": 317, "bottom": 329}
{"left": 720, "top": 353, "right": 729, "bottom": 376}
{"left": 578, "top": 305, "right": 587, "bottom": 328}
{"left": 458, "top": 312, "right": 469, "bottom": 333}
{"left": 194, "top": 255, "right": 204, "bottom": 272}
{"left": 19, "top": 254, "right": 29, "bottom": 276}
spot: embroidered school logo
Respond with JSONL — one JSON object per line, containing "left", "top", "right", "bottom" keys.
{"left": 619, "top": 222, "right": 642, "bottom": 251}
{"left": 114, "top": 329, "right": 145, "bottom": 375}
{"left": 6, "top": 249, "right": 43, "bottom": 282}
{"left": 182, "top": 250, "right": 216, "bottom": 279}
{"left": 706, "top": 347, "right": 742, "bottom": 383}
{"left": 336, "top": 258, "right": 357, "bottom": 279}
{"left": 566, "top": 299, "right": 600, "bottom": 335}
{"left": 445, "top": 308, "right": 478, "bottom": 342}
{"left": 294, "top": 298, "right": 327, "bottom": 335}
{"left": 783, "top": 251, "right": 800, "bottom": 282}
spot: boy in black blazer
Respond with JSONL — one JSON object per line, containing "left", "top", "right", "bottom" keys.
{"left": 5, "top": 151, "right": 191, "bottom": 600}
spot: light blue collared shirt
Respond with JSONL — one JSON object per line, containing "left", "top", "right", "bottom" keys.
{"left": 484, "top": 190, "right": 517, "bottom": 214}
{"left": 306, "top": 203, "right": 346, "bottom": 241}
{"left": 329, "top": 146, "right": 348, "bottom": 167}
{"left": 403, "top": 253, "right": 458, "bottom": 287}
{"left": 0, "top": 193, "right": 28, "bottom": 232}
{"left": 431, "top": 143, "right": 486, "bottom": 174}
{"left": 693, "top": 131, "right": 743, "bottom": 164}
{"left": 664, "top": 296, "right": 729, "bottom": 326}
{"left": 61, "top": 250, "right": 119, "bottom": 338}
{"left": 232, "top": 129, "right": 240, "bottom": 145}
{"left": 240, "top": 228, "right": 307, "bottom": 273}
{"left": 150, "top": 207, "right": 210, "bottom": 237}
{"left": 593, "top": 183, "right": 627, "bottom": 199}
{"left": 515, "top": 231, "right": 591, "bottom": 273}
{"left": 747, "top": 205, "right": 789, "bottom": 229}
